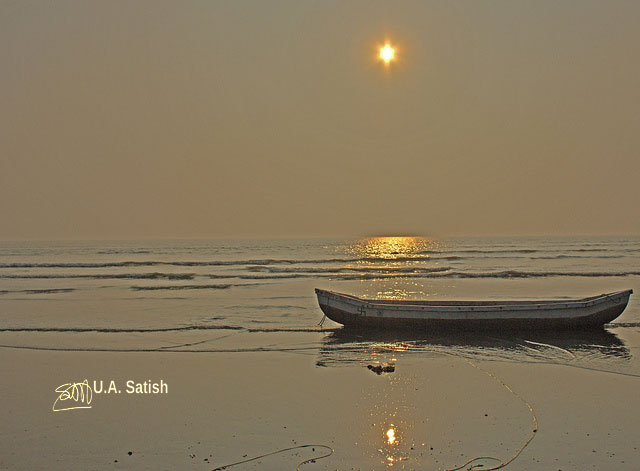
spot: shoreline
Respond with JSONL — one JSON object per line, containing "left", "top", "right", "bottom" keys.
{"left": 2, "top": 339, "right": 639, "bottom": 470}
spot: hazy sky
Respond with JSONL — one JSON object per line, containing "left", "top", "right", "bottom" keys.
{"left": 2, "top": 1, "right": 639, "bottom": 239}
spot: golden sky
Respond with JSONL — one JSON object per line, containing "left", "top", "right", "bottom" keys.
{"left": 1, "top": 1, "right": 639, "bottom": 239}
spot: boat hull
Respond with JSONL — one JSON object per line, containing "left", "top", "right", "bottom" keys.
{"left": 315, "top": 288, "right": 632, "bottom": 331}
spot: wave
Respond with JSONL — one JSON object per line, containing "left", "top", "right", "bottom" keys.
{"left": 444, "top": 270, "right": 640, "bottom": 279}
{"left": 0, "top": 344, "right": 326, "bottom": 354}
{"left": 0, "top": 325, "right": 334, "bottom": 334}
{"left": 530, "top": 255, "right": 624, "bottom": 260}
{"left": 129, "top": 284, "right": 233, "bottom": 291}
{"left": 605, "top": 322, "right": 640, "bottom": 329}
{"left": 96, "top": 250, "right": 152, "bottom": 254}
{"left": 1, "top": 247, "right": 636, "bottom": 271}
{"left": 0, "top": 261, "right": 164, "bottom": 268}
{"left": 441, "top": 248, "right": 612, "bottom": 254}
{"left": 0, "top": 288, "right": 75, "bottom": 295}
{"left": 333, "top": 270, "right": 640, "bottom": 281}
{"left": 0, "top": 272, "right": 195, "bottom": 280}
{"left": 165, "top": 270, "right": 640, "bottom": 282}
{"left": 225, "top": 273, "right": 322, "bottom": 280}
{"left": 248, "top": 266, "right": 453, "bottom": 274}
{"left": 226, "top": 304, "right": 306, "bottom": 311}
{"left": 246, "top": 327, "right": 338, "bottom": 333}
{"left": 3, "top": 322, "right": 635, "bottom": 335}
{"left": 0, "top": 325, "right": 244, "bottom": 333}
{"left": 0, "top": 257, "right": 432, "bottom": 268}
{"left": 419, "top": 247, "right": 640, "bottom": 257}
{"left": 231, "top": 269, "right": 640, "bottom": 281}
{"left": 5, "top": 269, "right": 635, "bottom": 284}
{"left": 0, "top": 255, "right": 513, "bottom": 269}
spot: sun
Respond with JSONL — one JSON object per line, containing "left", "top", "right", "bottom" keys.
{"left": 379, "top": 43, "right": 395, "bottom": 65}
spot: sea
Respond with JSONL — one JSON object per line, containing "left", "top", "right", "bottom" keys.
{"left": 1, "top": 235, "right": 640, "bottom": 375}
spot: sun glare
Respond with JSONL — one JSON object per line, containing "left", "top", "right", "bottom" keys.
{"left": 379, "top": 43, "right": 395, "bottom": 65}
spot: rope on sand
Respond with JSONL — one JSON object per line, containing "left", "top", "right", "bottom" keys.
{"left": 211, "top": 444, "right": 334, "bottom": 471}
{"left": 446, "top": 357, "right": 539, "bottom": 471}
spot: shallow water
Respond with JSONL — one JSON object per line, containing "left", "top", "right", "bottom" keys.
{"left": 1, "top": 236, "right": 639, "bottom": 377}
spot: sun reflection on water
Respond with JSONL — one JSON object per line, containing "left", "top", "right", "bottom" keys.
{"left": 375, "top": 285, "right": 430, "bottom": 300}
{"left": 386, "top": 426, "right": 397, "bottom": 445}
{"left": 343, "top": 236, "right": 441, "bottom": 300}
{"left": 347, "top": 236, "right": 439, "bottom": 261}
{"left": 380, "top": 421, "right": 407, "bottom": 467}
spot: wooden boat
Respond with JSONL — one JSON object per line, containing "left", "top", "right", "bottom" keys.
{"left": 315, "top": 288, "right": 633, "bottom": 330}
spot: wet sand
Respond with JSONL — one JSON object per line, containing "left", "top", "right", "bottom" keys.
{"left": 2, "top": 331, "right": 640, "bottom": 470}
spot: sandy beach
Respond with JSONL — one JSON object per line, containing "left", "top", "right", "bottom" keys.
{"left": 2, "top": 326, "right": 639, "bottom": 471}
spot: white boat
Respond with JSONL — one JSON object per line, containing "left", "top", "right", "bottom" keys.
{"left": 315, "top": 288, "right": 633, "bottom": 330}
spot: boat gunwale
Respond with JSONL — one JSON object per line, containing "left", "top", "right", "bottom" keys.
{"left": 315, "top": 288, "right": 632, "bottom": 313}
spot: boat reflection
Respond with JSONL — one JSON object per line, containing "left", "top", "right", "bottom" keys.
{"left": 316, "top": 323, "right": 633, "bottom": 468}
{"left": 317, "top": 327, "right": 630, "bottom": 369}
